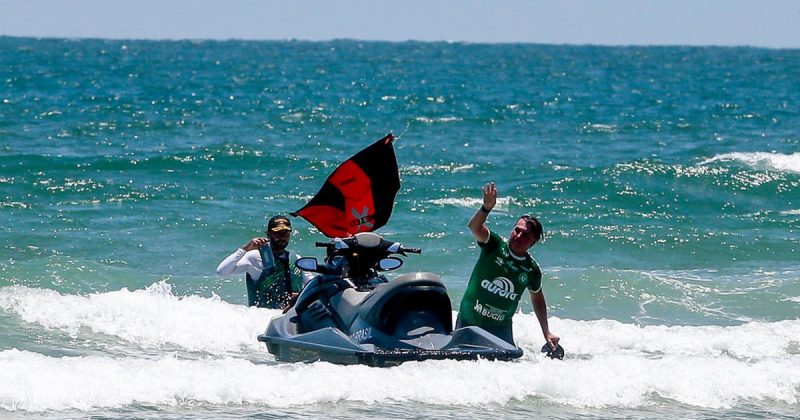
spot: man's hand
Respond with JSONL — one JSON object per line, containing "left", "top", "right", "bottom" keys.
{"left": 482, "top": 182, "right": 497, "bottom": 211}
{"left": 545, "top": 332, "right": 560, "bottom": 350}
{"left": 242, "top": 237, "right": 269, "bottom": 251}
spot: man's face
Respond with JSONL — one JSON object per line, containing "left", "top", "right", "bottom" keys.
{"left": 267, "top": 229, "right": 291, "bottom": 250}
{"left": 509, "top": 218, "right": 537, "bottom": 251}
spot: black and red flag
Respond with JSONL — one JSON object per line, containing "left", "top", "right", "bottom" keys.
{"left": 291, "top": 133, "right": 400, "bottom": 238}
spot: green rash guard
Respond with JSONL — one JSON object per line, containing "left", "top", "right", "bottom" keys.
{"left": 458, "top": 231, "right": 542, "bottom": 328}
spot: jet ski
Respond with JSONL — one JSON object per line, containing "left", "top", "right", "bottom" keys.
{"left": 257, "top": 232, "right": 524, "bottom": 367}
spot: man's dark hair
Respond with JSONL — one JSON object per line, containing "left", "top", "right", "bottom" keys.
{"left": 521, "top": 215, "right": 544, "bottom": 244}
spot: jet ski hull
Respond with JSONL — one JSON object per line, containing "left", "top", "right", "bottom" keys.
{"left": 259, "top": 312, "right": 524, "bottom": 367}
{"left": 258, "top": 330, "right": 523, "bottom": 367}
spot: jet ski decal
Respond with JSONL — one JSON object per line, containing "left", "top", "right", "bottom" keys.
{"left": 292, "top": 133, "right": 399, "bottom": 237}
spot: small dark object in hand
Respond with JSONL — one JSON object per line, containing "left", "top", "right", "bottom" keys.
{"left": 541, "top": 343, "right": 565, "bottom": 360}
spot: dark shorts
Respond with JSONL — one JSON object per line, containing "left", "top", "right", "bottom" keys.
{"left": 455, "top": 315, "right": 514, "bottom": 345}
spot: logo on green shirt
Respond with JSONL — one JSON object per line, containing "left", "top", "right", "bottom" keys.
{"left": 519, "top": 273, "right": 528, "bottom": 286}
{"left": 480, "top": 277, "right": 518, "bottom": 300}
{"left": 473, "top": 300, "right": 506, "bottom": 322}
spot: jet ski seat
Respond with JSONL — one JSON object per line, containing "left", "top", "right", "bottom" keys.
{"left": 358, "top": 272, "right": 453, "bottom": 335}
{"left": 329, "top": 288, "right": 371, "bottom": 328}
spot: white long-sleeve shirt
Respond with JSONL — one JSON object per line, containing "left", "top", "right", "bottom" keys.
{"left": 216, "top": 248, "right": 263, "bottom": 279}
{"left": 216, "top": 248, "right": 314, "bottom": 285}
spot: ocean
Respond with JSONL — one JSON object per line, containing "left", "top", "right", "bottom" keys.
{"left": 0, "top": 36, "right": 798, "bottom": 418}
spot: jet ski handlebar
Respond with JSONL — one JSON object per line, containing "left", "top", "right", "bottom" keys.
{"left": 313, "top": 232, "right": 422, "bottom": 256}
{"left": 314, "top": 242, "right": 420, "bottom": 254}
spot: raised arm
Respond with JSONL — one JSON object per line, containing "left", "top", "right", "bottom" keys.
{"left": 216, "top": 237, "right": 269, "bottom": 276}
{"left": 468, "top": 182, "right": 497, "bottom": 243}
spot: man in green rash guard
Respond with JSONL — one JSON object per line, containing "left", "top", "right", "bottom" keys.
{"left": 457, "top": 182, "right": 560, "bottom": 349}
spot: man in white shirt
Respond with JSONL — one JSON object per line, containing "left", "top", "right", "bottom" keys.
{"left": 216, "top": 215, "right": 313, "bottom": 309}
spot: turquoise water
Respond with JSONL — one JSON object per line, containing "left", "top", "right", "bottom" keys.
{"left": 1, "top": 37, "right": 799, "bottom": 417}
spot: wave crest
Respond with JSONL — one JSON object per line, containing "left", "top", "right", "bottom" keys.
{"left": 700, "top": 152, "right": 800, "bottom": 174}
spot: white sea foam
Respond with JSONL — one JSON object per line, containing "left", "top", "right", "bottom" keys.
{"left": 700, "top": 152, "right": 800, "bottom": 174}
{"left": 0, "top": 282, "right": 274, "bottom": 355}
{"left": 1, "top": 284, "right": 799, "bottom": 412}
{"left": 428, "top": 197, "right": 513, "bottom": 210}
{"left": 582, "top": 123, "right": 618, "bottom": 133}
{"left": 516, "top": 316, "right": 800, "bottom": 360}
{"left": 413, "top": 116, "right": 463, "bottom": 124}
{"left": 401, "top": 163, "right": 474, "bottom": 176}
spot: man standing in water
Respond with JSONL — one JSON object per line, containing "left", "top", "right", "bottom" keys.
{"left": 457, "top": 182, "right": 560, "bottom": 351}
{"left": 216, "top": 215, "right": 312, "bottom": 309}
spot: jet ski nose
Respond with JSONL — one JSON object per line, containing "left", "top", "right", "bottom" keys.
{"left": 354, "top": 232, "right": 382, "bottom": 247}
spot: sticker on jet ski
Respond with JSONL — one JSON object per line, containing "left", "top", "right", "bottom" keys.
{"left": 292, "top": 133, "right": 400, "bottom": 238}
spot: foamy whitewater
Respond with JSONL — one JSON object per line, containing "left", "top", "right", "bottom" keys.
{"left": 1, "top": 37, "right": 799, "bottom": 418}
{"left": 701, "top": 152, "right": 800, "bottom": 174}
{"left": 2, "top": 284, "right": 798, "bottom": 412}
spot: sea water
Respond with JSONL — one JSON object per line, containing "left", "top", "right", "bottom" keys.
{"left": 1, "top": 37, "right": 799, "bottom": 418}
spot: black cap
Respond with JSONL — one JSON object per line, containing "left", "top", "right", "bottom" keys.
{"left": 267, "top": 215, "right": 292, "bottom": 232}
